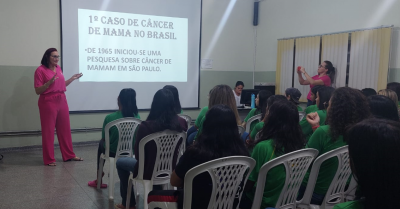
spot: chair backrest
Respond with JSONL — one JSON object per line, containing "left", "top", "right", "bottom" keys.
{"left": 254, "top": 131, "right": 261, "bottom": 141}
{"left": 137, "top": 130, "right": 187, "bottom": 184}
{"left": 344, "top": 176, "right": 357, "bottom": 201}
{"left": 178, "top": 114, "right": 192, "bottom": 128}
{"left": 297, "top": 146, "right": 351, "bottom": 209}
{"left": 105, "top": 118, "right": 142, "bottom": 159}
{"left": 238, "top": 125, "right": 245, "bottom": 137}
{"left": 299, "top": 112, "right": 305, "bottom": 121}
{"left": 183, "top": 156, "right": 256, "bottom": 209}
{"left": 251, "top": 148, "right": 319, "bottom": 209}
{"left": 246, "top": 114, "right": 262, "bottom": 133}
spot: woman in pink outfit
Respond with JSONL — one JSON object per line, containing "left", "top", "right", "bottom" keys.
{"left": 34, "top": 48, "right": 83, "bottom": 166}
{"left": 297, "top": 60, "right": 335, "bottom": 107}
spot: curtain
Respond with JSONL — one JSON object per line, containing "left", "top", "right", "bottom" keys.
{"left": 321, "top": 33, "right": 349, "bottom": 88}
{"left": 275, "top": 39, "right": 294, "bottom": 95}
{"left": 294, "top": 36, "right": 320, "bottom": 102}
{"left": 348, "top": 28, "right": 392, "bottom": 90}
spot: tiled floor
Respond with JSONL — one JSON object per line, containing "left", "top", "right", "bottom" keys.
{"left": 0, "top": 144, "right": 135, "bottom": 209}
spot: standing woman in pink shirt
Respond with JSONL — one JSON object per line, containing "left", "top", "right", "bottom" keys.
{"left": 297, "top": 61, "right": 335, "bottom": 107}
{"left": 34, "top": 48, "right": 83, "bottom": 166}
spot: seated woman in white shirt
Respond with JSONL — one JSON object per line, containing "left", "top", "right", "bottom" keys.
{"left": 233, "top": 81, "right": 244, "bottom": 107}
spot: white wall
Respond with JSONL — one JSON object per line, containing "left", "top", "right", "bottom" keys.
{"left": 256, "top": 0, "right": 400, "bottom": 72}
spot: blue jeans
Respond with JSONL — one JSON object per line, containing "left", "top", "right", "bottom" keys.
{"left": 187, "top": 131, "right": 198, "bottom": 147}
{"left": 116, "top": 157, "right": 137, "bottom": 207}
{"left": 297, "top": 185, "right": 325, "bottom": 205}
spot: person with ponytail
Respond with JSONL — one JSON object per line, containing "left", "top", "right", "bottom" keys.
{"left": 88, "top": 88, "right": 140, "bottom": 188}
{"left": 297, "top": 61, "right": 335, "bottom": 106}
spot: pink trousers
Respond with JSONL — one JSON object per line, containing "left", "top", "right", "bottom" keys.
{"left": 38, "top": 92, "right": 76, "bottom": 164}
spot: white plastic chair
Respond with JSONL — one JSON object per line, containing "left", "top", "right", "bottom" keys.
{"left": 245, "top": 114, "right": 262, "bottom": 133}
{"left": 148, "top": 156, "right": 256, "bottom": 209}
{"left": 344, "top": 176, "right": 357, "bottom": 202}
{"left": 178, "top": 114, "right": 192, "bottom": 128}
{"left": 251, "top": 148, "right": 319, "bottom": 209}
{"left": 126, "top": 130, "right": 187, "bottom": 209}
{"left": 297, "top": 146, "right": 352, "bottom": 209}
{"left": 97, "top": 118, "right": 142, "bottom": 199}
{"left": 299, "top": 112, "right": 306, "bottom": 121}
{"left": 238, "top": 125, "right": 245, "bottom": 137}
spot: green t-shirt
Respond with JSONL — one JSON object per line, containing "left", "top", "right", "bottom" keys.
{"left": 101, "top": 111, "right": 141, "bottom": 154}
{"left": 250, "top": 121, "right": 264, "bottom": 140}
{"left": 333, "top": 201, "right": 364, "bottom": 209}
{"left": 244, "top": 108, "right": 261, "bottom": 133}
{"left": 305, "top": 104, "right": 318, "bottom": 114}
{"left": 300, "top": 110, "right": 327, "bottom": 141}
{"left": 194, "top": 106, "right": 208, "bottom": 128}
{"left": 246, "top": 140, "right": 286, "bottom": 209}
{"left": 297, "top": 106, "right": 304, "bottom": 112}
{"left": 302, "top": 125, "right": 347, "bottom": 195}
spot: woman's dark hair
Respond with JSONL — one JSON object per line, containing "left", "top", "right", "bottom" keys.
{"left": 163, "top": 85, "right": 182, "bottom": 114}
{"left": 361, "top": 88, "right": 377, "bottom": 97}
{"left": 147, "top": 89, "right": 183, "bottom": 132}
{"left": 189, "top": 104, "right": 249, "bottom": 161}
{"left": 323, "top": 60, "right": 336, "bottom": 83}
{"left": 327, "top": 87, "right": 370, "bottom": 141}
{"left": 255, "top": 100, "right": 305, "bottom": 154}
{"left": 256, "top": 90, "right": 273, "bottom": 119}
{"left": 387, "top": 82, "right": 400, "bottom": 101}
{"left": 118, "top": 88, "right": 138, "bottom": 117}
{"left": 41, "top": 48, "right": 57, "bottom": 68}
{"left": 317, "top": 86, "right": 335, "bottom": 110}
{"left": 311, "top": 85, "right": 323, "bottom": 95}
{"left": 368, "top": 95, "right": 399, "bottom": 121}
{"left": 235, "top": 81, "right": 244, "bottom": 87}
{"left": 345, "top": 118, "right": 400, "bottom": 209}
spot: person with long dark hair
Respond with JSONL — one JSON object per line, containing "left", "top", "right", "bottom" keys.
{"left": 114, "top": 89, "right": 187, "bottom": 209}
{"left": 361, "top": 88, "right": 377, "bottom": 97}
{"left": 242, "top": 90, "right": 272, "bottom": 136}
{"left": 150, "top": 105, "right": 249, "bottom": 209}
{"left": 297, "top": 61, "right": 335, "bottom": 106}
{"left": 248, "top": 95, "right": 287, "bottom": 141}
{"left": 333, "top": 119, "right": 400, "bottom": 209}
{"left": 34, "top": 48, "right": 83, "bottom": 166}
{"left": 305, "top": 85, "right": 323, "bottom": 114}
{"left": 368, "top": 95, "right": 399, "bottom": 121}
{"left": 163, "top": 85, "right": 182, "bottom": 114}
{"left": 88, "top": 88, "right": 140, "bottom": 188}
{"left": 241, "top": 100, "right": 305, "bottom": 209}
{"left": 300, "top": 86, "right": 335, "bottom": 141}
{"left": 298, "top": 87, "right": 370, "bottom": 205}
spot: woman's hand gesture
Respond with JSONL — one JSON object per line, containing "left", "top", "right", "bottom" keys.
{"left": 306, "top": 112, "right": 320, "bottom": 127}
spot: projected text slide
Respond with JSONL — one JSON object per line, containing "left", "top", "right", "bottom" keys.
{"left": 78, "top": 9, "right": 188, "bottom": 82}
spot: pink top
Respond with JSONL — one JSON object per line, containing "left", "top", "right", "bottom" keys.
{"left": 34, "top": 65, "right": 67, "bottom": 95}
{"left": 307, "top": 75, "right": 331, "bottom": 100}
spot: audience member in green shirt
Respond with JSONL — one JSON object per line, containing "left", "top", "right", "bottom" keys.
{"left": 298, "top": 87, "right": 370, "bottom": 205}
{"left": 163, "top": 85, "right": 183, "bottom": 114}
{"left": 242, "top": 90, "right": 272, "bottom": 134}
{"left": 188, "top": 85, "right": 241, "bottom": 146}
{"left": 285, "top": 87, "right": 303, "bottom": 112}
{"left": 88, "top": 88, "right": 141, "bottom": 188}
{"left": 240, "top": 99, "right": 305, "bottom": 209}
{"left": 300, "top": 86, "right": 334, "bottom": 141}
{"left": 333, "top": 118, "right": 400, "bottom": 209}
{"left": 248, "top": 95, "right": 287, "bottom": 142}
{"left": 305, "top": 86, "right": 323, "bottom": 114}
